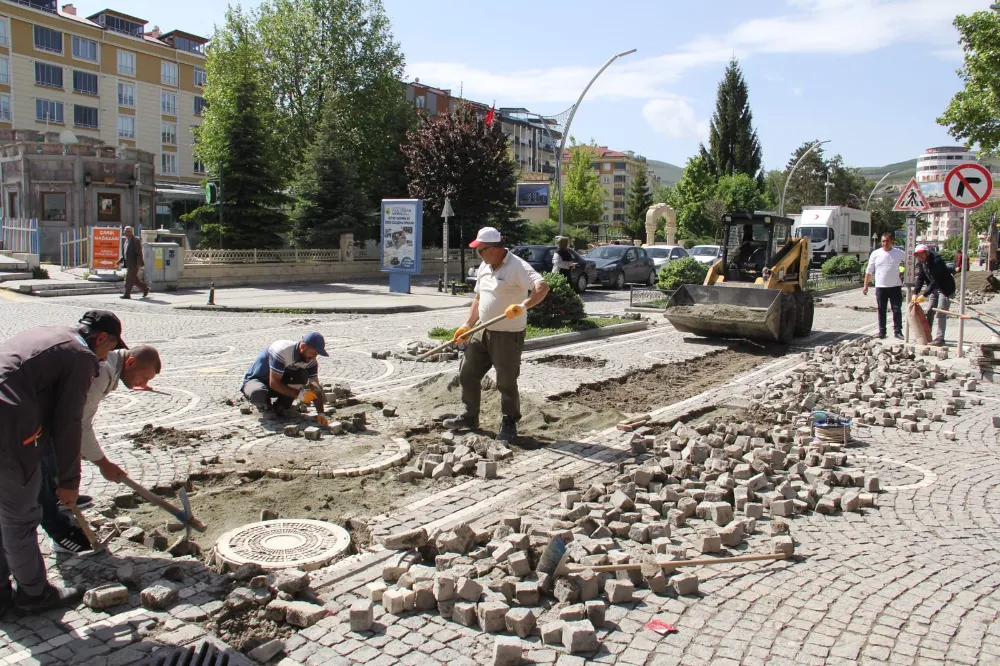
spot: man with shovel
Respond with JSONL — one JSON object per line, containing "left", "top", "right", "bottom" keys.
{"left": 0, "top": 310, "right": 124, "bottom": 612}
{"left": 443, "top": 227, "right": 550, "bottom": 442}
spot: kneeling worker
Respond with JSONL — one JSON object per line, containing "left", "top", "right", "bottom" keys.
{"left": 242, "top": 332, "right": 328, "bottom": 421}
{"left": 443, "top": 227, "right": 550, "bottom": 442}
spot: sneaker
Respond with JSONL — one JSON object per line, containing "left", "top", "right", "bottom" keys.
{"left": 498, "top": 415, "right": 518, "bottom": 443}
{"left": 51, "top": 528, "right": 94, "bottom": 555}
{"left": 442, "top": 414, "right": 479, "bottom": 430}
{"left": 58, "top": 494, "right": 92, "bottom": 512}
{"left": 877, "top": 332, "right": 887, "bottom": 340}
{"left": 14, "top": 583, "right": 83, "bottom": 613}
{"left": 894, "top": 332, "right": 904, "bottom": 340}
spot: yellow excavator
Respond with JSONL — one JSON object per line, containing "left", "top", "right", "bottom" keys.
{"left": 663, "top": 212, "right": 814, "bottom": 344}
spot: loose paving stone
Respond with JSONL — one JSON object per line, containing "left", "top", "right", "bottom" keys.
{"left": 504, "top": 607, "right": 536, "bottom": 638}
{"left": 350, "top": 599, "right": 374, "bottom": 632}
{"left": 493, "top": 636, "right": 522, "bottom": 666}
{"left": 562, "top": 620, "right": 599, "bottom": 654}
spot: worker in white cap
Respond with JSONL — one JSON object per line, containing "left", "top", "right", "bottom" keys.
{"left": 443, "top": 227, "right": 550, "bottom": 442}
{"left": 913, "top": 244, "right": 956, "bottom": 346}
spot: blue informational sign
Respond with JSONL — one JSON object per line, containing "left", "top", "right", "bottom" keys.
{"left": 380, "top": 199, "right": 423, "bottom": 274}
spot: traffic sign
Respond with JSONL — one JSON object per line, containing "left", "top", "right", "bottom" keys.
{"left": 944, "top": 163, "right": 993, "bottom": 209}
{"left": 893, "top": 178, "right": 930, "bottom": 212}
{"left": 904, "top": 215, "right": 917, "bottom": 285}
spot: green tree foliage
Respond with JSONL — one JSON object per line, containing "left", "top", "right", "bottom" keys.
{"left": 762, "top": 169, "right": 784, "bottom": 211}
{"left": 657, "top": 256, "right": 708, "bottom": 290}
{"left": 970, "top": 198, "right": 1000, "bottom": 235}
{"left": 827, "top": 155, "right": 868, "bottom": 208}
{"left": 528, "top": 272, "right": 585, "bottom": 327}
{"left": 781, "top": 142, "right": 867, "bottom": 215}
{"left": 623, "top": 165, "right": 654, "bottom": 241}
{"left": 715, "top": 173, "right": 765, "bottom": 213}
{"left": 524, "top": 220, "right": 591, "bottom": 249}
{"left": 938, "top": 11, "right": 1000, "bottom": 156}
{"left": 669, "top": 155, "right": 717, "bottom": 240}
{"left": 550, "top": 143, "right": 604, "bottom": 228}
{"left": 867, "top": 195, "right": 906, "bottom": 238}
{"left": 289, "top": 103, "right": 368, "bottom": 247}
{"left": 185, "top": 7, "right": 288, "bottom": 249}
{"left": 652, "top": 182, "right": 673, "bottom": 204}
{"left": 821, "top": 255, "right": 862, "bottom": 277}
{"left": 699, "top": 58, "right": 763, "bottom": 179}
{"left": 944, "top": 234, "right": 979, "bottom": 252}
{"left": 402, "top": 103, "right": 518, "bottom": 277}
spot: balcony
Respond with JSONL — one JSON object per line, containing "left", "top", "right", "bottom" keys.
{"left": 11, "top": 0, "right": 57, "bottom": 13}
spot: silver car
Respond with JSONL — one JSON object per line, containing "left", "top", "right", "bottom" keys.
{"left": 644, "top": 245, "right": 688, "bottom": 271}
{"left": 689, "top": 245, "right": 722, "bottom": 266}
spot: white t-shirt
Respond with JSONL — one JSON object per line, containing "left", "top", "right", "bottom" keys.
{"left": 474, "top": 250, "right": 545, "bottom": 332}
{"left": 865, "top": 247, "right": 905, "bottom": 288}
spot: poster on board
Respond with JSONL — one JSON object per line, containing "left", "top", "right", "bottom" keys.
{"left": 380, "top": 199, "right": 423, "bottom": 273}
{"left": 516, "top": 182, "right": 550, "bottom": 208}
{"left": 91, "top": 226, "right": 121, "bottom": 270}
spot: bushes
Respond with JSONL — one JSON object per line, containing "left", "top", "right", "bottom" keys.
{"left": 524, "top": 220, "right": 591, "bottom": 250}
{"left": 821, "top": 255, "right": 861, "bottom": 277}
{"left": 657, "top": 257, "right": 708, "bottom": 290}
{"left": 939, "top": 248, "right": 957, "bottom": 262}
{"left": 528, "top": 272, "right": 586, "bottom": 328}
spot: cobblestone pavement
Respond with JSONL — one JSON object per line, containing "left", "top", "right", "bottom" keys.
{"left": 4, "top": 287, "right": 1000, "bottom": 664}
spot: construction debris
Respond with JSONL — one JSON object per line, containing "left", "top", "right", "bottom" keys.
{"left": 396, "top": 434, "right": 512, "bottom": 483}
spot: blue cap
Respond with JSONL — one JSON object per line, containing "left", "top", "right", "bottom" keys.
{"left": 302, "top": 331, "right": 328, "bottom": 357}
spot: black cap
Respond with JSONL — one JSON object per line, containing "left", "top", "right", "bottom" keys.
{"left": 79, "top": 310, "right": 127, "bottom": 349}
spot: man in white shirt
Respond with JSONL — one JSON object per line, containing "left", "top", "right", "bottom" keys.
{"left": 443, "top": 227, "right": 550, "bottom": 442}
{"left": 862, "top": 232, "right": 907, "bottom": 340}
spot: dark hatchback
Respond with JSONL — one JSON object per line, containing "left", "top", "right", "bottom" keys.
{"left": 510, "top": 245, "right": 597, "bottom": 293}
{"left": 584, "top": 245, "right": 658, "bottom": 289}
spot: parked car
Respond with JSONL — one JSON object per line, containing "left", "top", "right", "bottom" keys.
{"left": 467, "top": 245, "right": 593, "bottom": 293}
{"left": 689, "top": 245, "right": 722, "bottom": 266}
{"left": 584, "top": 245, "right": 657, "bottom": 289}
{"left": 643, "top": 245, "right": 689, "bottom": 271}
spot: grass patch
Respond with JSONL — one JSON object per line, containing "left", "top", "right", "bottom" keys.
{"left": 429, "top": 316, "right": 632, "bottom": 341}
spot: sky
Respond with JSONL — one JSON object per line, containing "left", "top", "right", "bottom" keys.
{"left": 107, "top": 0, "right": 987, "bottom": 170}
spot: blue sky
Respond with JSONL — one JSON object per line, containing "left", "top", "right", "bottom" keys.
{"left": 117, "top": 0, "right": 985, "bottom": 169}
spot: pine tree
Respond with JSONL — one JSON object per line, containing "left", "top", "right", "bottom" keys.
{"left": 289, "top": 104, "right": 368, "bottom": 248}
{"left": 699, "top": 57, "right": 763, "bottom": 179}
{"left": 623, "top": 165, "right": 653, "bottom": 241}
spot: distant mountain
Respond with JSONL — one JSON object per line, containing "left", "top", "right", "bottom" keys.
{"left": 646, "top": 159, "right": 684, "bottom": 185}
{"left": 858, "top": 160, "right": 916, "bottom": 186}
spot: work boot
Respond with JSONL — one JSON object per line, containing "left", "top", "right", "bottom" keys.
{"left": 877, "top": 331, "right": 887, "bottom": 340}
{"left": 894, "top": 332, "right": 904, "bottom": 340}
{"left": 498, "top": 415, "right": 518, "bottom": 443}
{"left": 143, "top": 286, "right": 150, "bottom": 298}
{"left": 442, "top": 414, "right": 479, "bottom": 430}
{"left": 14, "top": 583, "right": 83, "bottom": 613}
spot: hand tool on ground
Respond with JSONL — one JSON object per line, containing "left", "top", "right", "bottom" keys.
{"left": 416, "top": 313, "right": 508, "bottom": 361}
{"left": 178, "top": 486, "right": 194, "bottom": 545}
{"left": 69, "top": 505, "right": 113, "bottom": 553}
{"left": 120, "top": 475, "right": 207, "bottom": 532}
{"left": 565, "top": 552, "right": 789, "bottom": 573}
{"left": 934, "top": 309, "right": 1000, "bottom": 337}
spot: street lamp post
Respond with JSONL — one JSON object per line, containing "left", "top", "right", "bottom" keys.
{"left": 865, "top": 170, "right": 897, "bottom": 210}
{"left": 557, "top": 48, "right": 637, "bottom": 236}
{"left": 779, "top": 139, "right": 830, "bottom": 217}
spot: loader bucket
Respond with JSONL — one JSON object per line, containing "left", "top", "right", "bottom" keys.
{"left": 663, "top": 284, "right": 785, "bottom": 342}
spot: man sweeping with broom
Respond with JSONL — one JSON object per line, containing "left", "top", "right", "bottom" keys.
{"left": 913, "top": 244, "right": 956, "bottom": 347}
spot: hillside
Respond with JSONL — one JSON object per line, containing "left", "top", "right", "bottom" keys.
{"left": 858, "top": 155, "right": 1000, "bottom": 186}
{"left": 646, "top": 159, "right": 684, "bottom": 185}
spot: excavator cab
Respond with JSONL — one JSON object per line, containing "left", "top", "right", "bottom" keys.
{"left": 714, "top": 214, "right": 796, "bottom": 285}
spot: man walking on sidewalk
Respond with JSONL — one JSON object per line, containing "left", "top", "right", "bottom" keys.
{"left": 443, "top": 227, "right": 550, "bottom": 442}
{"left": 863, "top": 232, "right": 907, "bottom": 340}
{"left": 119, "top": 226, "right": 150, "bottom": 299}
{"left": 914, "top": 244, "right": 956, "bottom": 347}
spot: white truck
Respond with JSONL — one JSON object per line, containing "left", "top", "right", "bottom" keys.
{"left": 792, "top": 206, "right": 872, "bottom": 268}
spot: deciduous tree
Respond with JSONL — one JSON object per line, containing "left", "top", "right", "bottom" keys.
{"left": 550, "top": 143, "right": 604, "bottom": 230}
{"left": 939, "top": 10, "right": 1000, "bottom": 156}
{"left": 669, "top": 155, "right": 717, "bottom": 240}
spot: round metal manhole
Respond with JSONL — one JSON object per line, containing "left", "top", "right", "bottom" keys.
{"left": 214, "top": 519, "right": 351, "bottom": 572}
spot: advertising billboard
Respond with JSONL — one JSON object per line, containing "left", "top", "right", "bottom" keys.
{"left": 91, "top": 226, "right": 121, "bottom": 270}
{"left": 516, "top": 182, "right": 550, "bottom": 208}
{"left": 380, "top": 199, "right": 423, "bottom": 273}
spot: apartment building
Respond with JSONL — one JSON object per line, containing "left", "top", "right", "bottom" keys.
{"left": 0, "top": 0, "right": 208, "bottom": 203}
{"left": 560, "top": 146, "right": 660, "bottom": 230}
{"left": 915, "top": 146, "right": 1000, "bottom": 243}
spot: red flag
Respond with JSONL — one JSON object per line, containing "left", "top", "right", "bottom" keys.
{"left": 484, "top": 104, "right": 495, "bottom": 127}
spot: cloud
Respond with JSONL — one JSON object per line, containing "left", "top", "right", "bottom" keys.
{"left": 792, "top": 87, "right": 804, "bottom": 97}
{"left": 932, "top": 48, "right": 965, "bottom": 62}
{"left": 642, "top": 98, "right": 710, "bottom": 141}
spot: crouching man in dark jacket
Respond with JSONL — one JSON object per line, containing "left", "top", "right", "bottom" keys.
{"left": 914, "top": 245, "right": 956, "bottom": 347}
{"left": 0, "top": 310, "right": 124, "bottom": 612}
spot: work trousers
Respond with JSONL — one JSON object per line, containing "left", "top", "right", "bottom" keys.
{"left": 242, "top": 367, "right": 310, "bottom": 411}
{"left": 925, "top": 292, "right": 951, "bottom": 343}
{"left": 459, "top": 329, "right": 526, "bottom": 421}
{"left": 123, "top": 264, "right": 149, "bottom": 297}
{"left": 0, "top": 462, "right": 46, "bottom": 595}
{"left": 876, "top": 286, "right": 904, "bottom": 336}
{"left": 38, "top": 450, "right": 72, "bottom": 540}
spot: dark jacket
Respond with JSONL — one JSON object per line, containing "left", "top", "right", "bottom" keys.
{"left": 122, "top": 235, "right": 143, "bottom": 269}
{"left": 0, "top": 326, "right": 100, "bottom": 489}
{"left": 915, "top": 251, "right": 956, "bottom": 298}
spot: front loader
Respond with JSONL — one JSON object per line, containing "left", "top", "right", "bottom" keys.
{"left": 663, "top": 212, "right": 815, "bottom": 344}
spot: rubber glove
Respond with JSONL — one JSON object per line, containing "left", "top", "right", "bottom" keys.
{"left": 453, "top": 326, "right": 472, "bottom": 344}
{"left": 297, "top": 389, "right": 317, "bottom": 404}
{"left": 505, "top": 304, "right": 525, "bottom": 319}
{"left": 912, "top": 295, "right": 926, "bottom": 304}
{"left": 316, "top": 414, "right": 329, "bottom": 427}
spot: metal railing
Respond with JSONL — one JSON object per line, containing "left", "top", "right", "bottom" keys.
{"left": 1, "top": 218, "right": 40, "bottom": 255}
{"left": 185, "top": 248, "right": 342, "bottom": 264}
{"left": 629, "top": 286, "right": 675, "bottom": 309}
{"left": 807, "top": 273, "right": 861, "bottom": 292}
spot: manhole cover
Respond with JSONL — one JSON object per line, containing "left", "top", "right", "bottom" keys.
{"left": 215, "top": 519, "right": 351, "bottom": 571}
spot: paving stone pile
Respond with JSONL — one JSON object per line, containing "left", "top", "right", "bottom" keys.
{"left": 375, "top": 340, "right": 459, "bottom": 362}
{"left": 396, "top": 433, "right": 511, "bottom": 482}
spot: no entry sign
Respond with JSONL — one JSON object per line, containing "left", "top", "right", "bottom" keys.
{"left": 945, "top": 163, "right": 993, "bottom": 209}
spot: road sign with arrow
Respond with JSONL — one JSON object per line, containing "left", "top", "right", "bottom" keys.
{"left": 945, "top": 163, "right": 993, "bottom": 209}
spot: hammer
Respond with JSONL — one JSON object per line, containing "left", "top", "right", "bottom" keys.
{"left": 69, "top": 505, "right": 113, "bottom": 553}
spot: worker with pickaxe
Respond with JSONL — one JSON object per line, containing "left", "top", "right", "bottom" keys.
{"left": 241, "top": 332, "right": 328, "bottom": 423}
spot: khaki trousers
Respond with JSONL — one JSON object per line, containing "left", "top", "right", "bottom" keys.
{"left": 459, "top": 329, "right": 526, "bottom": 421}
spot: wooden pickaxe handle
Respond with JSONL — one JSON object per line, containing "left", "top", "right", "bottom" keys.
{"left": 70, "top": 505, "right": 109, "bottom": 552}
{"left": 565, "top": 552, "right": 788, "bottom": 573}
{"left": 120, "top": 476, "right": 207, "bottom": 532}
{"left": 416, "top": 313, "right": 509, "bottom": 361}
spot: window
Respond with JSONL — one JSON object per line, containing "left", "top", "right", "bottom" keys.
{"left": 194, "top": 96, "right": 207, "bottom": 116}
{"left": 161, "top": 61, "right": 178, "bottom": 86}
{"left": 118, "top": 82, "right": 135, "bottom": 107}
{"left": 73, "top": 104, "right": 98, "bottom": 128}
{"left": 97, "top": 193, "right": 121, "bottom": 222}
{"left": 194, "top": 67, "right": 207, "bottom": 87}
{"left": 35, "top": 99, "right": 63, "bottom": 123}
{"left": 613, "top": 213, "right": 624, "bottom": 222}
{"left": 0, "top": 18, "right": 8, "bottom": 47}
{"left": 161, "top": 152, "right": 177, "bottom": 174}
{"left": 415, "top": 95, "right": 425, "bottom": 109}
{"left": 33, "top": 26, "right": 63, "bottom": 53}
{"left": 0, "top": 94, "right": 10, "bottom": 122}
{"left": 95, "top": 14, "right": 143, "bottom": 38}
{"left": 72, "top": 36, "right": 98, "bottom": 62}
{"left": 72, "top": 70, "right": 98, "bottom": 95}
{"left": 173, "top": 36, "right": 204, "bottom": 55}
{"left": 35, "top": 62, "right": 63, "bottom": 88}
{"left": 0, "top": 57, "right": 7, "bottom": 85}
{"left": 194, "top": 159, "right": 206, "bottom": 174}
{"left": 42, "top": 192, "right": 67, "bottom": 221}
{"left": 117, "top": 114, "right": 135, "bottom": 139}
{"left": 613, "top": 201, "right": 625, "bottom": 209}
{"left": 851, "top": 220, "right": 870, "bottom": 237}
{"left": 161, "top": 122, "right": 176, "bottom": 145}
{"left": 117, "top": 50, "right": 135, "bottom": 77}
{"left": 161, "top": 92, "right": 177, "bottom": 115}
